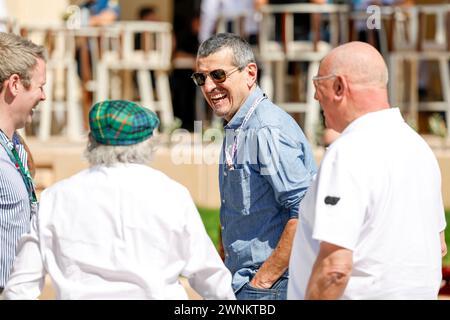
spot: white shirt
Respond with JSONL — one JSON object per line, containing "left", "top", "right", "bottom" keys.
{"left": 199, "top": 0, "right": 259, "bottom": 43}
{"left": 0, "top": 0, "right": 9, "bottom": 32}
{"left": 3, "top": 164, "right": 235, "bottom": 300}
{"left": 288, "top": 108, "right": 446, "bottom": 300}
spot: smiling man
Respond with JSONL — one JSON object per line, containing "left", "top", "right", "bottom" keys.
{"left": 0, "top": 32, "right": 46, "bottom": 294}
{"left": 193, "top": 33, "right": 317, "bottom": 300}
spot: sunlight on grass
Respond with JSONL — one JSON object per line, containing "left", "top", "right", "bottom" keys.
{"left": 198, "top": 207, "right": 220, "bottom": 251}
{"left": 444, "top": 210, "right": 450, "bottom": 266}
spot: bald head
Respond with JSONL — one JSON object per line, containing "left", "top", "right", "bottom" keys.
{"left": 322, "top": 42, "right": 388, "bottom": 89}
{"left": 315, "top": 42, "right": 390, "bottom": 132}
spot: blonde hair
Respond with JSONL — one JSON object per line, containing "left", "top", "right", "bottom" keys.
{"left": 0, "top": 32, "right": 46, "bottom": 92}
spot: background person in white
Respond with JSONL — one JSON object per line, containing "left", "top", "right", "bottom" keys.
{"left": 2, "top": 100, "right": 235, "bottom": 300}
{"left": 0, "top": 0, "right": 8, "bottom": 32}
{"left": 199, "top": 0, "right": 259, "bottom": 44}
{"left": 288, "top": 42, "right": 447, "bottom": 300}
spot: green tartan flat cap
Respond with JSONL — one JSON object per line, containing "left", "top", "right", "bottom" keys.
{"left": 89, "top": 100, "right": 160, "bottom": 146}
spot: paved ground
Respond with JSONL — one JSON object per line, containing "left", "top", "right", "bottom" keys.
{"left": 38, "top": 276, "right": 202, "bottom": 300}
{"left": 36, "top": 276, "right": 450, "bottom": 300}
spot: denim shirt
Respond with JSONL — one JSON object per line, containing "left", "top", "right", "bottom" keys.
{"left": 219, "top": 86, "right": 317, "bottom": 292}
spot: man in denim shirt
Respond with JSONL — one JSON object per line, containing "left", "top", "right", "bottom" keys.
{"left": 193, "top": 33, "right": 317, "bottom": 299}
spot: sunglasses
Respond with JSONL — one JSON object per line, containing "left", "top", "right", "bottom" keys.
{"left": 191, "top": 67, "right": 242, "bottom": 86}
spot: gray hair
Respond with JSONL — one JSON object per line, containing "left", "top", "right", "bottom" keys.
{"left": 197, "top": 33, "right": 256, "bottom": 68}
{"left": 0, "top": 32, "right": 46, "bottom": 92}
{"left": 84, "top": 136, "right": 155, "bottom": 167}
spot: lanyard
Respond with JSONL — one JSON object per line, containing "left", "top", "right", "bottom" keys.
{"left": 225, "top": 95, "right": 267, "bottom": 170}
{"left": 0, "top": 132, "right": 38, "bottom": 205}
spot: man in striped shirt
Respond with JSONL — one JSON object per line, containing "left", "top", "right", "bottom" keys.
{"left": 0, "top": 32, "right": 46, "bottom": 293}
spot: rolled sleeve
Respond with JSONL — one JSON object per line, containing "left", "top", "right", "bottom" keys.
{"left": 256, "top": 127, "right": 314, "bottom": 219}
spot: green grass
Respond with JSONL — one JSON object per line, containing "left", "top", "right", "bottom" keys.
{"left": 198, "top": 207, "right": 221, "bottom": 250}
{"left": 444, "top": 210, "right": 450, "bottom": 266}
{"left": 197, "top": 208, "right": 450, "bottom": 266}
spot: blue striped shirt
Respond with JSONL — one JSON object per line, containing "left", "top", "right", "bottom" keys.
{"left": 0, "top": 131, "right": 31, "bottom": 288}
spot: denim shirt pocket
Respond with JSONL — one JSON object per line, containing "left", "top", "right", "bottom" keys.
{"left": 223, "top": 168, "right": 251, "bottom": 215}
{"left": 250, "top": 239, "right": 273, "bottom": 266}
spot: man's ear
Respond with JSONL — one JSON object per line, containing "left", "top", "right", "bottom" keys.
{"left": 333, "top": 75, "right": 346, "bottom": 102}
{"left": 7, "top": 74, "right": 21, "bottom": 97}
{"left": 246, "top": 63, "right": 258, "bottom": 88}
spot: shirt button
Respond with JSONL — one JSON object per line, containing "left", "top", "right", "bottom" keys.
{"left": 221, "top": 226, "right": 224, "bottom": 230}
{"left": 224, "top": 172, "right": 227, "bottom": 176}
{"left": 222, "top": 199, "right": 225, "bottom": 204}
{"left": 225, "top": 253, "right": 229, "bottom": 258}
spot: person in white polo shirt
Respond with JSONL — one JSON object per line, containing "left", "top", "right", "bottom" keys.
{"left": 288, "top": 41, "right": 447, "bottom": 300}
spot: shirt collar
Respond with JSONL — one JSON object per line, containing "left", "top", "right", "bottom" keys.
{"left": 225, "top": 86, "right": 264, "bottom": 130}
{"left": 341, "top": 107, "right": 403, "bottom": 136}
{"left": 0, "top": 130, "right": 21, "bottom": 148}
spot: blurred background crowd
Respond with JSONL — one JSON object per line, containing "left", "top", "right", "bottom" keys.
{"left": 0, "top": 0, "right": 449, "bottom": 143}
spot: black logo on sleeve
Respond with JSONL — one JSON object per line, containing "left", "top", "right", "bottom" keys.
{"left": 324, "top": 196, "right": 340, "bottom": 205}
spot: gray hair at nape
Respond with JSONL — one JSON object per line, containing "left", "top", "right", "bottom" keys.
{"left": 84, "top": 135, "right": 155, "bottom": 167}
{"left": 197, "top": 33, "right": 256, "bottom": 69}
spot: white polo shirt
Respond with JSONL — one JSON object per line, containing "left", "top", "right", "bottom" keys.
{"left": 288, "top": 108, "right": 446, "bottom": 300}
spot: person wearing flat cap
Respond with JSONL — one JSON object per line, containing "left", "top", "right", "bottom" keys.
{"left": 2, "top": 100, "right": 235, "bottom": 300}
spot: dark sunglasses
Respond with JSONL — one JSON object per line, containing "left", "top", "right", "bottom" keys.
{"left": 191, "top": 67, "right": 242, "bottom": 86}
